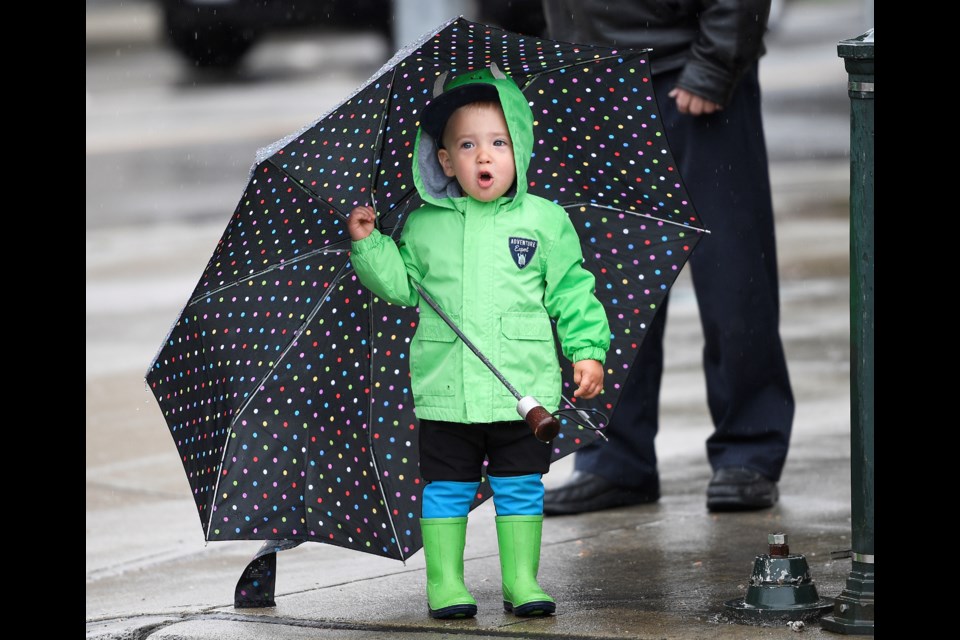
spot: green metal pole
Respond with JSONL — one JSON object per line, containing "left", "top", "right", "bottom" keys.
{"left": 821, "top": 28, "right": 874, "bottom": 636}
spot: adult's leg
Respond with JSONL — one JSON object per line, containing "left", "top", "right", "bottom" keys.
{"left": 542, "top": 306, "right": 665, "bottom": 514}
{"left": 573, "top": 303, "right": 666, "bottom": 487}
{"left": 654, "top": 64, "right": 794, "bottom": 481}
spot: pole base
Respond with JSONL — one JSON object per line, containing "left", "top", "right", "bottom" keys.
{"left": 820, "top": 612, "right": 875, "bottom": 636}
{"left": 820, "top": 561, "right": 874, "bottom": 635}
{"left": 724, "top": 596, "right": 834, "bottom": 625}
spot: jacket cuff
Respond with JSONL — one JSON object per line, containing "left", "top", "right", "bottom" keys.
{"left": 350, "top": 229, "right": 383, "bottom": 254}
{"left": 677, "top": 60, "right": 736, "bottom": 107}
{"left": 570, "top": 347, "right": 606, "bottom": 364}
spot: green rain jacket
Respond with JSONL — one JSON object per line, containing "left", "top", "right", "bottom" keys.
{"left": 350, "top": 68, "right": 610, "bottom": 423}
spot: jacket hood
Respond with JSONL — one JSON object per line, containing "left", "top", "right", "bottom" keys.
{"left": 413, "top": 65, "right": 533, "bottom": 210}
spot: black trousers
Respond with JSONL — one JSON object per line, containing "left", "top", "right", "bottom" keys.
{"left": 419, "top": 419, "right": 552, "bottom": 482}
{"left": 575, "top": 63, "right": 795, "bottom": 485}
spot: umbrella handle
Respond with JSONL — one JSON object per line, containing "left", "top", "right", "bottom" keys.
{"left": 517, "top": 396, "right": 561, "bottom": 443}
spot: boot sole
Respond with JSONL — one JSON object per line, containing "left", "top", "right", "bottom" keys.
{"left": 429, "top": 603, "right": 477, "bottom": 619}
{"left": 504, "top": 600, "right": 556, "bottom": 616}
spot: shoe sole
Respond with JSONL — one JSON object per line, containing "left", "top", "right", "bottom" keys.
{"left": 706, "top": 487, "right": 779, "bottom": 512}
{"left": 706, "top": 497, "right": 777, "bottom": 512}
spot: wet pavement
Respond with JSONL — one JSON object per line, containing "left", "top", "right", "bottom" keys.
{"left": 86, "top": 1, "right": 873, "bottom": 638}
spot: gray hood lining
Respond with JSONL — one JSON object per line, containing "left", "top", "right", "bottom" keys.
{"left": 417, "top": 131, "right": 463, "bottom": 201}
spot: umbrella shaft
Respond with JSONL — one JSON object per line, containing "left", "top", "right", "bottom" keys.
{"left": 414, "top": 283, "right": 522, "bottom": 400}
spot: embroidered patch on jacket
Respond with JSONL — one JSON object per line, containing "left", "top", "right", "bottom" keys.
{"left": 509, "top": 237, "right": 538, "bottom": 270}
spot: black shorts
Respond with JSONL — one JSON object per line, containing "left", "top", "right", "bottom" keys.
{"left": 418, "top": 419, "right": 552, "bottom": 482}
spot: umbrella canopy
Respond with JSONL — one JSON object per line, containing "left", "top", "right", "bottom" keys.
{"left": 146, "top": 16, "right": 705, "bottom": 564}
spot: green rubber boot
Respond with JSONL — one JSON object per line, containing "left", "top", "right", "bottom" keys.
{"left": 495, "top": 515, "right": 556, "bottom": 616}
{"left": 420, "top": 517, "right": 477, "bottom": 619}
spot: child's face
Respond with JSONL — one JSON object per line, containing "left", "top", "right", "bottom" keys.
{"left": 437, "top": 102, "right": 516, "bottom": 202}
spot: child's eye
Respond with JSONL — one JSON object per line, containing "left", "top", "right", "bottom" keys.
{"left": 493, "top": 139, "right": 509, "bottom": 147}
{"left": 460, "top": 141, "right": 475, "bottom": 149}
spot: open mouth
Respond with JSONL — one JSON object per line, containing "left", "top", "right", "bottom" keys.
{"left": 478, "top": 171, "right": 494, "bottom": 188}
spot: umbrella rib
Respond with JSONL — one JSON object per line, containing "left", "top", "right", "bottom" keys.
{"left": 368, "top": 439, "right": 408, "bottom": 563}
{"left": 236, "top": 259, "right": 355, "bottom": 420}
{"left": 519, "top": 49, "right": 650, "bottom": 85}
{"left": 560, "top": 394, "right": 599, "bottom": 428}
{"left": 303, "top": 88, "right": 414, "bottom": 561}
{"left": 203, "top": 259, "right": 355, "bottom": 538}
{"left": 559, "top": 393, "right": 609, "bottom": 442}
{"left": 188, "top": 246, "right": 351, "bottom": 307}
{"left": 366, "top": 67, "right": 397, "bottom": 220}
{"left": 559, "top": 203, "right": 710, "bottom": 233}
{"left": 362, "top": 288, "right": 409, "bottom": 563}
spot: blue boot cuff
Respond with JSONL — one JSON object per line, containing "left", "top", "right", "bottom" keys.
{"left": 488, "top": 474, "right": 544, "bottom": 516}
{"left": 422, "top": 480, "right": 480, "bottom": 518}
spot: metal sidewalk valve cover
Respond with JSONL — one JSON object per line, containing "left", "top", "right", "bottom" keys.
{"left": 724, "top": 533, "right": 834, "bottom": 624}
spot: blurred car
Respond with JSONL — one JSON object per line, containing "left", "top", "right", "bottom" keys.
{"left": 158, "top": 0, "right": 546, "bottom": 69}
{"left": 159, "top": 0, "right": 392, "bottom": 68}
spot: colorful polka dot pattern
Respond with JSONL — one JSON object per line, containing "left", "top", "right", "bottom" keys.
{"left": 146, "top": 17, "right": 704, "bottom": 562}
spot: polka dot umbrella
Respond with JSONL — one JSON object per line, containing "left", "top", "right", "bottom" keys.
{"left": 145, "top": 15, "right": 705, "bottom": 605}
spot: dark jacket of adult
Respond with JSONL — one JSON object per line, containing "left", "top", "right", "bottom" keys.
{"left": 541, "top": 0, "right": 771, "bottom": 106}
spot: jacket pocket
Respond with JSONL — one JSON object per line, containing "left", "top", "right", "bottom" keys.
{"left": 498, "top": 312, "right": 561, "bottom": 398}
{"left": 411, "top": 316, "right": 459, "bottom": 400}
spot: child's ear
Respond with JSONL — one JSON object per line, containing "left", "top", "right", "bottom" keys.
{"left": 437, "top": 149, "right": 456, "bottom": 177}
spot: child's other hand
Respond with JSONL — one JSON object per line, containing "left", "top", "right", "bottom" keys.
{"left": 348, "top": 205, "right": 376, "bottom": 241}
{"left": 572, "top": 359, "right": 603, "bottom": 400}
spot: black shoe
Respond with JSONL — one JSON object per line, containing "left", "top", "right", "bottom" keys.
{"left": 543, "top": 470, "right": 659, "bottom": 515}
{"left": 706, "top": 467, "right": 779, "bottom": 512}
